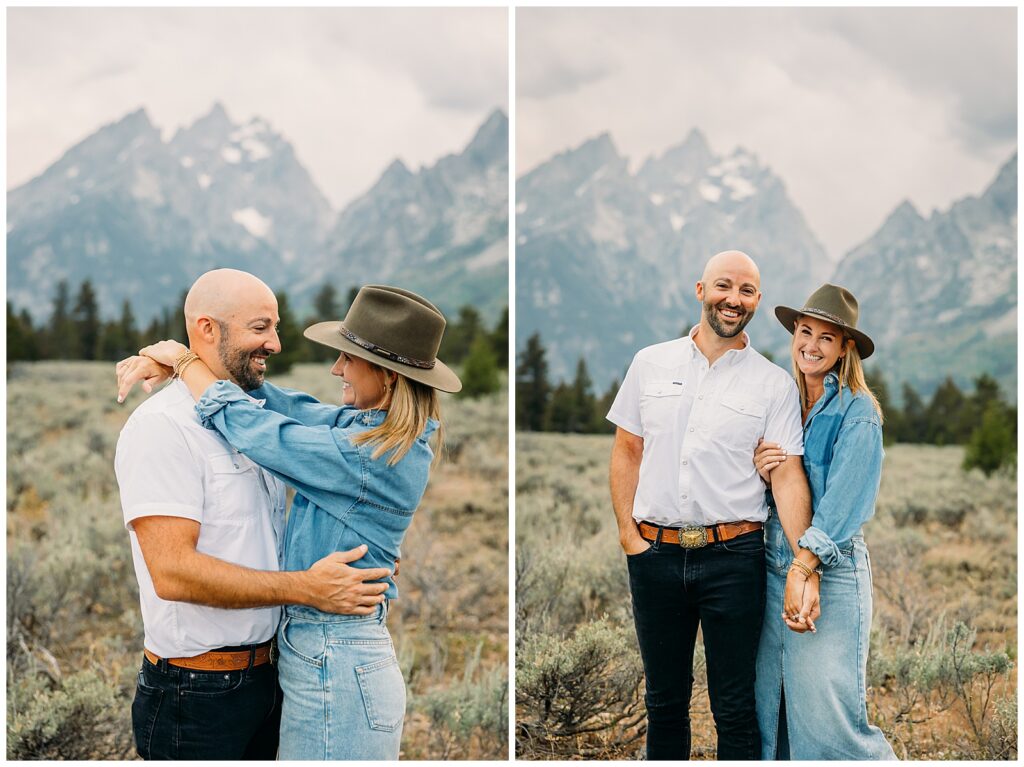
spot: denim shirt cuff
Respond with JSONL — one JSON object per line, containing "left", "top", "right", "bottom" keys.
{"left": 797, "top": 526, "right": 843, "bottom": 568}
{"left": 194, "top": 380, "right": 248, "bottom": 430}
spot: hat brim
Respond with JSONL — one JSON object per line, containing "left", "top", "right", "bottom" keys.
{"left": 303, "top": 321, "right": 463, "bottom": 393}
{"left": 774, "top": 306, "right": 875, "bottom": 360}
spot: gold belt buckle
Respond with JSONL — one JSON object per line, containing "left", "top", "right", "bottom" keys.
{"left": 679, "top": 525, "right": 708, "bottom": 548}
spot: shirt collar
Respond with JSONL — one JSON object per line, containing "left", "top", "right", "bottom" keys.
{"left": 685, "top": 324, "right": 751, "bottom": 368}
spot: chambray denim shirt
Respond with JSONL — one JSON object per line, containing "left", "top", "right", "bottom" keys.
{"left": 770, "top": 371, "right": 884, "bottom": 568}
{"left": 194, "top": 380, "right": 437, "bottom": 599}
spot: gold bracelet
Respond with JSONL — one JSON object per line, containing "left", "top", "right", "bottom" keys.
{"left": 790, "top": 558, "right": 813, "bottom": 577}
{"left": 173, "top": 350, "right": 200, "bottom": 378}
{"left": 175, "top": 356, "right": 200, "bottom": 379}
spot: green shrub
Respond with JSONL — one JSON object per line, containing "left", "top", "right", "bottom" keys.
{"left": 517, "top": 618, "right": 643, "bottom": 756}
{"left": 415, "top": 644, "right": 508, "bottom": 759}
{"left": 964, "top": 403, "right": 1016, "bottom": 477}
{"left": 7, "top": 670, "right": 134, "bottom": 760}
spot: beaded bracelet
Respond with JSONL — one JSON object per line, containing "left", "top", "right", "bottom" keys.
{"left": 172, "top": 349, "right": 200, "bottom": 378}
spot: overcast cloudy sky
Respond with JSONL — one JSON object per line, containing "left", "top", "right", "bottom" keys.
{"left": 8, "top": 7, "right": 507, "bottom": 210}
{"left": 518, "top": 7, "right": 1016, "bottom": 259}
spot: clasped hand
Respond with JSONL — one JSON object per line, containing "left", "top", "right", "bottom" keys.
{"left": 783, "top": 568, "right": 821, "bottom": 634}
{"left": 753, "top": 438, "right": 788, "bottom": 487}
{"left": 115, "top": 339, "right": 188, "bottom": 403}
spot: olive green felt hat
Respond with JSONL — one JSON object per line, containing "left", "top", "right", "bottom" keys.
{"left": 774, "top": 283, "right": 875, "bottom": 359}
{"left": 304, "top": 285, "right": 462, "bottom": 393}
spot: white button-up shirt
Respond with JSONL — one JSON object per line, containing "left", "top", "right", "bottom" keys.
{"left": 115, "top": 380, "right": 286, "bottom": 658}
{"left": 607, "top": 327, "right": 804, "bottom": 527}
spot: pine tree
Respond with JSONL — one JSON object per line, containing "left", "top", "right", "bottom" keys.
{"left": 547, "top": 382, "right": 575, "bottom": 432}
{"left": 307, "top": 283, "right": 341, "bottom": 361}
{"left": 439, "top": 306, "right": 484, "bottom": 364}
{"left": 271, "top": 290, "right": 304, "bottom": 375}
{"left": 864, "top": 367, "right": 897, "bottom": 445}
{"left": 72, "top": 280, "right": 102, "bottom": 360}
{"left": 569, "top": 358, "right": 595, "bottom": 433}
{"left": 964, "top": 402, "right": 1015, "bottom": 477}
{"left": 459, "top": 334, "right": 501, "bottom": 399}
{"left": 899, "top": 383, "right": 928, "bottom": 443}
{"left": 490, "top": 307, "right": 509, "bottom": 369}
{"left": 7, "top": 303, "right": 35, "bottom": 362}
{"left": 100, "top": 299, "right": 140, "bottom": 360}
{"left": 592, "top": 378, "right": 620, "bottom": 434}
{"left": 47, "top": 280, "right": 78, "bottom": 359}
{"left": 515, "top": 332, "right": 550, "bottom": 431}
{"left": 924, "top": 377, "right": 966, "bottom": 445}
{"left": 171, "top": 289, "right": 189, "bottom": 343}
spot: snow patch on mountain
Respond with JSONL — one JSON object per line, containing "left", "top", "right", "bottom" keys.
{"left": 699, "top": 180, "right": 722, "bottom": 202}
{"left": 232, "top": 207, "right": 272, "bottom": 238}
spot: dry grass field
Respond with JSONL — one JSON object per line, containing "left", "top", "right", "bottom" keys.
{"left": 6, "top": 361, "right": 508, "bottom": 760}
{"left": 515, "top": 432, "right": 1017, "bottom": 760}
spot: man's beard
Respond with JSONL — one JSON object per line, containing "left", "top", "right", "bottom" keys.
{"left": 218, "top": 331, "right": 266, "bottom": 391}
{"left": 703, "top": 298, "right": 754, "bottom": 339}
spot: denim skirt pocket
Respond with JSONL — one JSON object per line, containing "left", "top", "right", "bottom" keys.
{"left": 131, "top": 672, "right": 164, "bottom": 759}
{"left": 355, "top": 654, "right": 407, "bottom": 732}
{"left": 280, "top": 616, "right": 327, "bottom": 669}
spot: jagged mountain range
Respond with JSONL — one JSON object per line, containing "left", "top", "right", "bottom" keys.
{"left": 516, "top": 129, "right": 833, "bottom": 386}
{"left": 516, "top": 132, "right": 1016, "bottom": 401}
{"left": 7, "top": 104, "right": 508, "bottom": 324}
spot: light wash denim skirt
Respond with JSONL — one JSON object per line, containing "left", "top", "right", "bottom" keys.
{"left": 755, "top": 514, "right": 896, "bottom": 760}
{"left": 277, "top": 602, "right": 405, "bottom": 760}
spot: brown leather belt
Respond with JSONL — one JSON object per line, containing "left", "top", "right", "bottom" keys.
{"left": 638, "top": 520, "right": 763, "bottom": 549}
{"left": 144, "top": 641, "right": 273, "bottom": 671}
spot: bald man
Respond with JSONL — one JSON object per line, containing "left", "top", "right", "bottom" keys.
{"left": 607, "top": 251, "right": 811, "bottom": 760}
{"left": 115, "top": 270, "right": 389, "bottom": 760}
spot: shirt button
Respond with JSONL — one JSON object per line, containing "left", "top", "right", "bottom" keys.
{"left": 682, "top": 494, "right": 688, "bottom": 500}
{"left": 698, "top": 395, "right": 703, "bottom": 400}
{"left": 689, "top": 427, "right": 694, "bottom": 432}
{"left": 682, "top": 460, "right": 688, "bottom": 465}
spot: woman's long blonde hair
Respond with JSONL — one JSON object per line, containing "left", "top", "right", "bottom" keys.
{"left": 792, "top": 319, "right": 884, "bottom": 424}
{"left": 349, "top": 365, "right": 444, "bottom": 467}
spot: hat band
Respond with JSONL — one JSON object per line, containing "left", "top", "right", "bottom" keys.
{"left": 339, "top": 325, "right": 436, "bottom": 370}
{"left": 802, "top": 307, "right": 850, "bottom": 328}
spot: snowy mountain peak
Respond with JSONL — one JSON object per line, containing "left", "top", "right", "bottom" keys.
{"left": 172, "top": 102, "right": 235, "bottom": 146}
{"left": 982, "top": 152, "right": 1017, "bottom": 214}
{"left": 884, "top": 199, "right": 925, "bottom": 229}
{"left": 639, "top": 127, "right": 716, "bottom": 185}
{"left": 466, "top": 108, "right": 508, "bottom": 159}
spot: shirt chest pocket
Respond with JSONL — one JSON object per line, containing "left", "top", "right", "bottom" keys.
{"left": 640, "top": 381, "right": 684, "bottom": 436}
{"left": 718, "top": 394, "right": 766, "bottom": 449}
{"left": 208, "top": 453, "right": 269, "bottom": 522}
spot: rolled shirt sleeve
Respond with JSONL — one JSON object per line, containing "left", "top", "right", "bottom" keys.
{"left": 798, "top": 414, "right": 884, "bottom": 568}
{"left": 250, "top": 382, "right": 351, "bottom": 427}
{"left": 195, "top": 380, "right": 363, "bottom": 516}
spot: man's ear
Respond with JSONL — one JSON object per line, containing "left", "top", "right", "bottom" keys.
{"left": 695, "top": 280, "right": 705, "bottom": 302}
{"left": 194, "top": 316, "right": 218, "bottom": 344}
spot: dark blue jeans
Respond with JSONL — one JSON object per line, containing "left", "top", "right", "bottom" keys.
{"left": 627, "top": 528, "right": 766, "bottom": 761}
{"left": 131, "top": 650, "right": 282, "bottom": 760}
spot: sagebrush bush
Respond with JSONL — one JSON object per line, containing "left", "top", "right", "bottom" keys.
{"left": 7, "top": 670, "right": 134, "bottom": 760}
{"left": 517, "top": 617, "right": 644, "bottom": 755}
{"left": 414, "top": 644, "right": 509, "bottom": 759}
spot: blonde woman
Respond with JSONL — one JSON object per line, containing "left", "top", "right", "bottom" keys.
{"left": 119, "top": 284, "right": 460, "bottom": 760}
{"left": 752, "top": 284, "right": 895, "bottom": 760}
